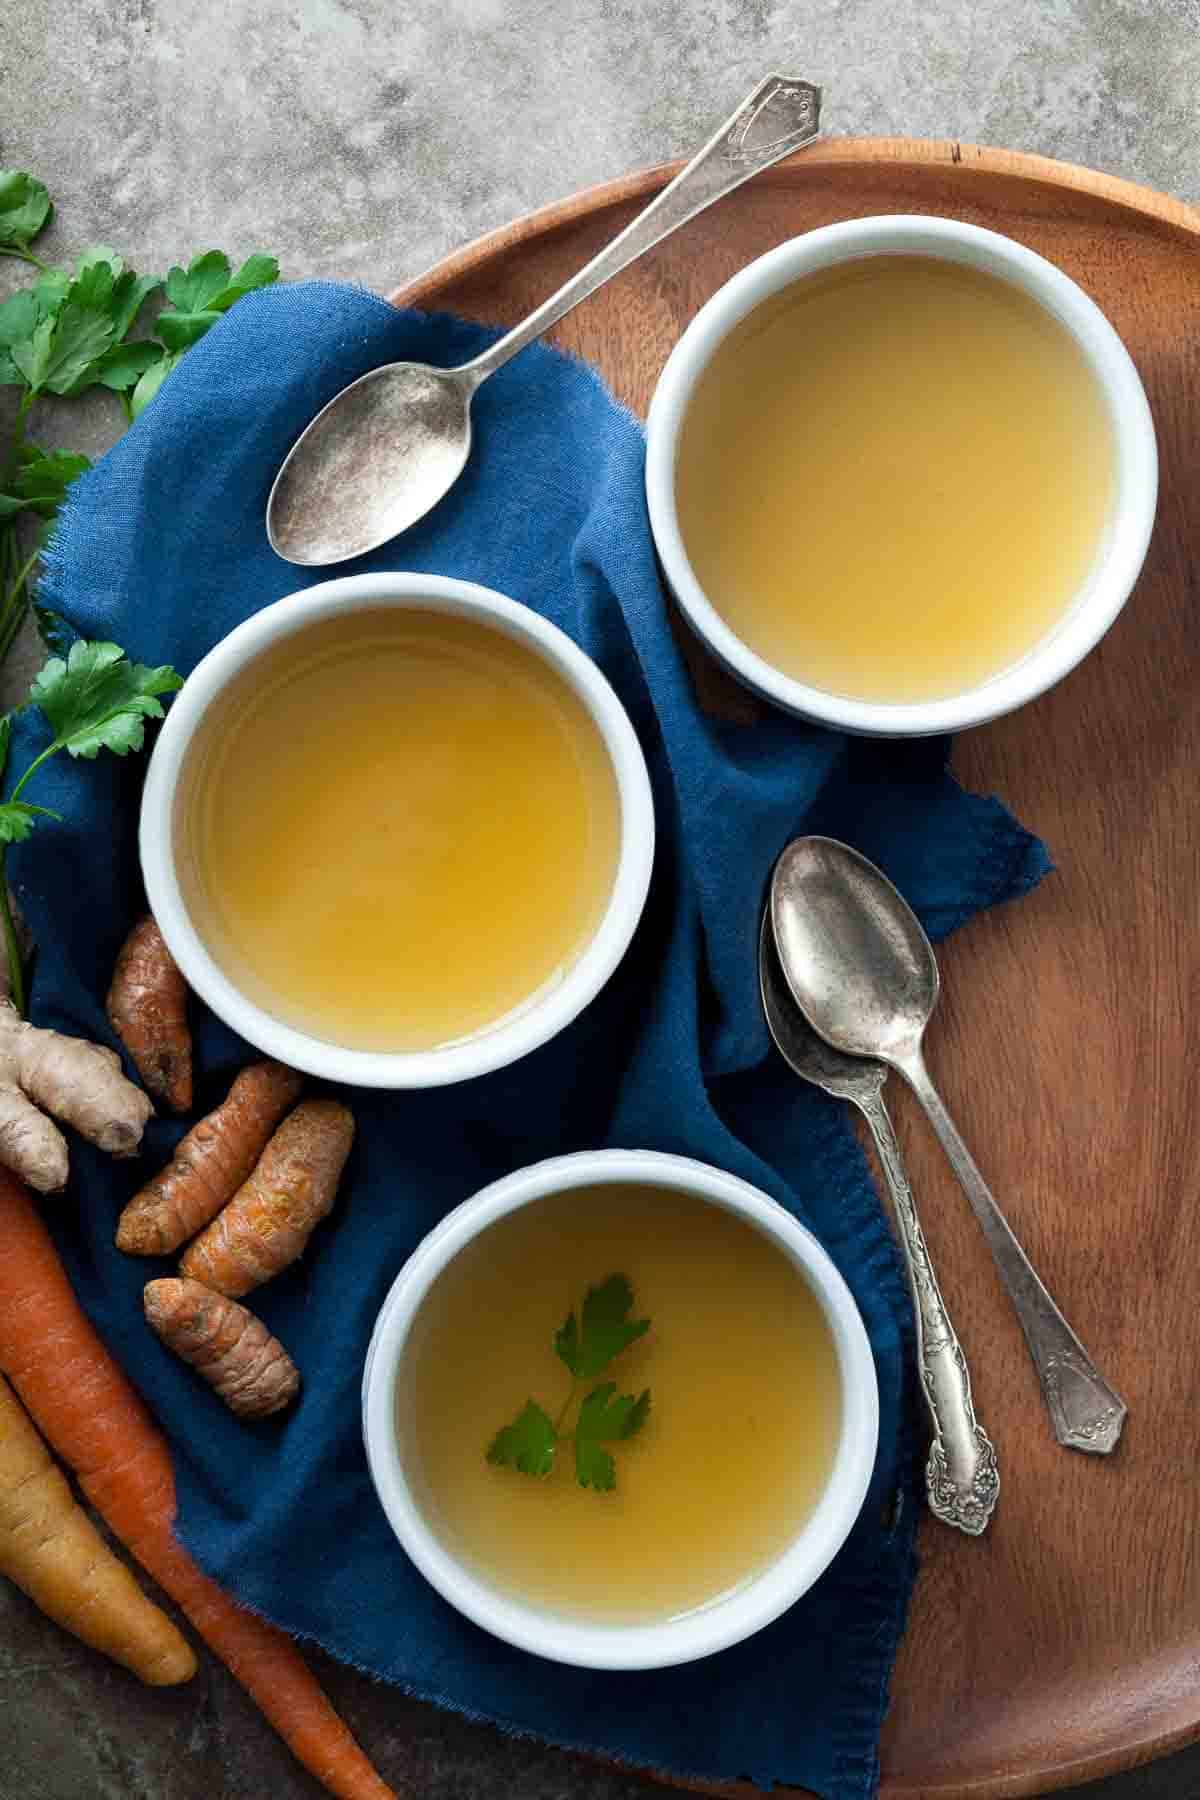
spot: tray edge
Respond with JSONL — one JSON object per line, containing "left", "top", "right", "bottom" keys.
{"left": 386, "top": 136, "right": 1200, "bottom": 310}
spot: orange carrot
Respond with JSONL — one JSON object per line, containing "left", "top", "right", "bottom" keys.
{"left": 0, "top": 1171, "right": 396, "bottom": 1800}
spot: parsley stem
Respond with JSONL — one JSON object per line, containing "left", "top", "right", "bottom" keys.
{"left": 10, "top": 741, "right": 58, "bottom": 806}
{"left": 554, "top": 1381, "right": 579, "bottom": 1436}
{"left": 8, "top": 403, "right": 29, "bottom": 471}
{"left": 0, "top": 545, "right": 39, "bottom": 664}
{"left": 8, "top": 545, "right": 38, "bottom": 601}
{"left": 0, "top": 851, "right": 25, "bottom": 1016}
{"left": 0, "top": 246, "right": 49, "bottom": 272}
{"left": 0, "top": 717, "right": 53, "bottom": 1014}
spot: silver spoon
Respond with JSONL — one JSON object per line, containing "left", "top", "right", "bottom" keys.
{"left": 266, "top": 73, "right": 821, "bottom": 566}
{"left": 770, "top": 836, "right": 1127, "bottom": 1456}
{"left": 760, "top": 910, "right": 999, "bottom": 1534}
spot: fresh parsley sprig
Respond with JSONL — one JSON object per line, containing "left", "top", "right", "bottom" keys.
{"left": 0, "top": 640, "right": 183, "bottom": 1013}
{"left": 0, "top": 169, "right": 278, "bottom": 669}
{"left": 487, "top": 1274, "right": 651, "bottom": 1492}
{"left": 0, "top": 174, "right": 53, "bottom": 268}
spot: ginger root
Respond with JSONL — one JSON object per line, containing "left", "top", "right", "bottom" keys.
{"left": 107, "top": 916, "right": 192, "bottom": 1113}
{"left": 144, "top": 1279, "right": 300, "bottom": 1419}
{"left": 0, "top": 1000, "right": 153, "bottom": 1193}
{"left": 179, "top": 1099, "right": 354, "bottom": 1297}
{"left": 117, "top": 1061, "right": 304, "bottom": 1257}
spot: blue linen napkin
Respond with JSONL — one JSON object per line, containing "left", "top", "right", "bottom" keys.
{"left": 11, "top": 282, "right": 1049, "bottom": 1799}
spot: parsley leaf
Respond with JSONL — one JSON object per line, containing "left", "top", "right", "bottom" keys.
{"left": 486, "top": 1400, "right": 557, "bottom": 1477}
{"left": 211, "top": 252, "right": 280, "bottom": 310}
{"left": 488, "top": 1276, "right": 652, "bottom": 1491}
{"left": 0, "top": 290, "right": 42, "bottom": 352}
{"left": 130, "top": 349, "right": 180, "bottom": 418}
{"left": 555, "top": 1273, "right": 650, "bottom": 1380}
{"left": 7, "top": 252, "right": 163, "bottom": 398}
{"left": 574, "top": 1383, "right": 651, "bottom": 1491}
{"left": 155, "top": 309, "right": 221, "bottom": 353}
{"left": 0, "top": 173, "right": 52, "bottom": 251}
{"left": 154, "top": 250, "right": 278, "bottom": 358}
{"left": 85, "top": 339, "right": 163, "bottom": 395}
{"left": 164, "top": 249, "right": 233, "bottom": 312}
{"left": 30, "top": 639, "right": 183, "bottom": 759}
{"left": 0, "top": 801, "right": 62, "bottom": 843}
{"left": 31, "top": 268, "right": 70, "bottom": 310}
{"left": 0, "top": 641, "right": 183, "bottom": 1014}
{"left": 1, "top": 445, "right": 91, "bottom": 520}
{"left": 12, "top": 293, "right": 111, "bottom": 395}
{"left": 108, "top": 272, "right": 163, "bottom": 347}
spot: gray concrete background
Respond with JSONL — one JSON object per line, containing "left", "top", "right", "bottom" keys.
{"left": 3, "top": 1, "right": 1200, "bottom": 1796}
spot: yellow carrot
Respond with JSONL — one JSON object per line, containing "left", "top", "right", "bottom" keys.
{"left": 0, "top": 1370, "right": 196, "bottom": 1685}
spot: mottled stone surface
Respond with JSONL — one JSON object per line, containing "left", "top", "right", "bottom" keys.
{"left": 2, "top": 1, "right": 1199, "bottom": 1795}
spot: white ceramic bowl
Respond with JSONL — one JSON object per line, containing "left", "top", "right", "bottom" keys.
{"left": 361, "top": 1148, "right": 879, "bottom": 1669}
{"left": 140, "top": 573, "right": 655, "bottom": 1088}
{"left": 645, "top": 214, "right": 1158, "bottom": 736}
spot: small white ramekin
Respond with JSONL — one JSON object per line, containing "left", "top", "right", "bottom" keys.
{"left": 645, "top": 214, "right": 1158, "bottom": 736}
{"left": 140, "top": 573, "right": 655, "bottom": 1088}
{"left": 361, "top": 1149, "right": 879, "bottom": 1669}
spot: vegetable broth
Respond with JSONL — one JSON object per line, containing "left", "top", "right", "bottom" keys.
{"left": 182, "top": 608, "right": 620, "bottom": 1051}
{"left": 675, "top": 255, "right": 1115, "bottom": 702}
{"left": 404, "top": 1184, "right": 842, "bottom": 1623}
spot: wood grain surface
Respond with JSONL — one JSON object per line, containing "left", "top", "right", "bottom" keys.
{"left": 391, "top": 141, "right": 1200, "bottom": 1800}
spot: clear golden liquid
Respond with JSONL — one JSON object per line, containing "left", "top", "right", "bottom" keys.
{"left": 404, "top": 1185, "right": 842, "bottom": 1623}
{"left": 675, "top": 256, "right": 1116, "bottom": 703}
{"left": 182, "top": 609, "right": 620, "bottom": 1051}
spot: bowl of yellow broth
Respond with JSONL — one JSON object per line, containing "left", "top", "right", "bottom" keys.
{"left": 361, "top": 1150, "right": 879, "bottom": 1668}
{"left": 140, "top": 573, "right": 654, "bottom": 1086}
{"left": 645, "top": 214, "right": 1157, "bottom": 735}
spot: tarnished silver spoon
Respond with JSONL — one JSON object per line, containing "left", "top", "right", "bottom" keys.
{"left": 770, "top": 836, "right": 1127, "bottom": 1456}
{"left": 266, "top": 73, "right": 821, "bottom": 565}
{"left": 759, "top": 909, "right": 999, "bottom": 1533}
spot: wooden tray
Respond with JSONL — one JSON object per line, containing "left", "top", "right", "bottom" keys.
{"left": 391, "top": 142, "right": 1200, "bottom": 1799}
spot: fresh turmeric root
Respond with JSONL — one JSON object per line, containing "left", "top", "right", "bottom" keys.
{"left": 180, "top": 1099, "right": 354, "bottom": 1297}
{"left": 0, "top": 1371, "right": 196, "bottom": 1684}
{"left": 117, "top": 1060, "right": 304, "bottom": 1256}
{"left": 0, "top": 999, "right": 154, "bottom": 1193}
{"left": 107, "top": 915, "right": 192, "bottom": 1113}
{"left": 144, "top": 1279, "right": 301, "bottom": 1419}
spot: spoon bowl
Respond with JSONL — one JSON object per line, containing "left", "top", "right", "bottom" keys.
{"left": 770, "top": 836, "right": 936, "bottom": 1063}
{"left": 266, "top": 363, "right": 475, "bottom": 565}
{"left": 759, "top": 904, "right": 887, "bottom": 1106}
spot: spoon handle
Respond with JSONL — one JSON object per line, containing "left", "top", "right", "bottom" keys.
{"left": 898, "top": 1050, "right": 1127, "bottom": 1455}
{"left": 857, "top": 1087, "right": 999, "bottom": 1534}
{"left": 460, "top": 74, "right": 821, "bottom": 386}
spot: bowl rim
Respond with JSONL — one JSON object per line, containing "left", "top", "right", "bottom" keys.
{"left": 139, "top": 572, "right": 655, "bottom": 1088}
{"left": 360, "top": 1148, "right": 880, "bottom": 1669}
{"left": 644, "top": 212, "right": 1158, "bottom": 737}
